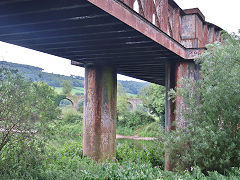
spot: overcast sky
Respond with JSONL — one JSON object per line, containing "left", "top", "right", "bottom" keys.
{"left": 0, "top": 0, "right": 239, "bottom": 81}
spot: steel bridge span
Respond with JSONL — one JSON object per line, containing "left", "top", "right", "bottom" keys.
{"left": 0, "top": 0, "right": 222, "bottom": 170}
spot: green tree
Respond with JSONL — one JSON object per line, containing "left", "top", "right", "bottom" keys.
{"left": 61, "top": 80, "right": 72, "bottom": 95}
{"left": 117, "top": 83, "right": 129, "bottom": 120}
{"left": 139, "top": 84, "right": 165, "bottom": 127}
{"left": 166, "top": 31, "right": 240, "bottom": 173}
{"left": 0, "top": 68, "right": 59, "bottom": 152}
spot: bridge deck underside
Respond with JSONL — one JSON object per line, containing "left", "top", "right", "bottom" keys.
{"left": 0, "top": 0, "right": 184, "bottom": 85}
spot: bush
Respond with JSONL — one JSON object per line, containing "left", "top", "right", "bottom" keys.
{"left": 0, "top": 138, "right": 48, "bottom": 179}
{"left": 116, "top": 126, "right": 135, "bottom": 136}
{"left": 116, "top": 143, "right": 151, "bottom": 164}
{"left": 62, "top": 109, "right": 82, "bottom": 124}
{"left": 166, "top": 32, "right": 240, "bottom": 173}
{"left": 49, "top": 109, "right": 83, "bottom": 145}
{"left": 116, "top": 140, "right": 164, "bottom": 168}
{"left": 0, "top": 68, "right": 60, "bottom": 178}
{"left": 119, "top": 111, "right": 155, "bottom": 128}
{"left": 137, "top": 121, "right": 160, "bottom": 137}
{"left": 79, "top": 161, "right": 240, "bottom": 179}
{"left": 139, "top": 83, "right": 165, "bottom": 127}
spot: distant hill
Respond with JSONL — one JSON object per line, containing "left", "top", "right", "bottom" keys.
{"left": 118, "top": 80, "right": 148, "bottom": 95}
{"left": 0, "top": 61, "right": 148, "bottom": 95}
{"left": 0, "top": 61, "right": 84, "bottom": 87}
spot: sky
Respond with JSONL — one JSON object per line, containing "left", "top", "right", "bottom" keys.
{"left": 0, "top": 0, "right": 239, "bottom": 81}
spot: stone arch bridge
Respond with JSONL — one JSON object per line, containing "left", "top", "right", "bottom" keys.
{"left": 59, "top": 95, "right": 142, "bottom": 112}
{"left": 0, "top": 0, "right": 222, "bottom": 171}
{"left": 64, "top": 94, "right": 84, "bottom": 110}
{"left": 128, "top": 98, "right": 142, "bottom": 111}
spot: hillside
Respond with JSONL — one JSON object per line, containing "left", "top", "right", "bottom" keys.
{"left": 0, "top": 61, "right": 84, "bottom": 87}
{"left": 0, "top": 61, "right": 148, "bottom": 95}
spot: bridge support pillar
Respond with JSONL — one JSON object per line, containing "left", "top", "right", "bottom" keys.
{"left": 83, "top": 65, "right": 117, "bottom": 161}
{"left": 165, "top": 61, "right": 200, "bottom": 171}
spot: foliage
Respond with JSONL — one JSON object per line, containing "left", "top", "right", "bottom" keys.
{"left": 0, "top": 138, "right": 48, "bottom": 179}
{"left": 61, "top": 80, "right": 72, "bottom": 95}
{"left": 137, "top": 121, "right": 161, "bottom": 137}
{"left": 165, "top": 32, "right": 240, "bottom": 173}
{"left": 116, "top": 121, "right": 160, "bottom": 137}
{"left": 55, "top": 87, "right": 84, "bottom": 95}
{"left": 116, "top": 126, "right": 135, "bottom": 136}
{"left": 54, "top": 94, "right": 67, "bottom": 106}
{"left": 118, "top": 111, "right": 155, "bottom": 128}
{"left": 61, "top": 109, "right": 82, "bottom": 124}
{"left": 49, "top": 109, "right": 83, "bottom": 146}
{"left": 1, "top": 135, "right": 240, "bottom": 179}
{"left": 117, "top": 83, "right": 157, "bottom": 136}
{"left": 78, "top": 161, "right": 240, "bottom": 179}
{"left": 0, "top": 61, "right": 148, "bottom": 95}
{"left": 0, "top": 68, "right": 59, "bottom": 153}
{"left": 116, "top": 140, "right": 164, "bottom": 168}
{"left": 0, "top": 61, "right": 84, "bottom": 88}
{"left": 118, "top": 80, "right": 149, "bottom": 95}
{"left": 117, "top": 82, "right": 129, "bottom": 120}
{"left": 139, "top": 83, "right": 165, "bottom": 127}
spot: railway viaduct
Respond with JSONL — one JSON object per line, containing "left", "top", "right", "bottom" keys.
{"left": 0, "top": 0, "right": 222, "bottom": 170}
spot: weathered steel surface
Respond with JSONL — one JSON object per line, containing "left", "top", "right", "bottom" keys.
{"left": 88, "top": 0, "right": 186, "bottom": 59}
{"left": 165, "top": 62, "right": 176, "bottom": 133}
{"left": 164, "top": 60, "right": 200, "bottom": 171}
{"left": 0, "top": 0, "right": 223, "bottom": 85}
{"left": 142, "top": 0, "right": 154, "bottom": 22}
{"left": 105, "top": 0, "right": 222, "bottom": 51}
{"left": 164, "top": 62, "right": 176, "bottom": 171}
{"left": 156, "top": 0, "right": 168, "bottom": 33}
{"left": 185, "top": 48, "right": 205, "bottom": 59}
{"left": 83, "top": 66, "right": 117, "bottom": 161}
{"left": 175, "top": 61, "right": 200, "bottom": 129}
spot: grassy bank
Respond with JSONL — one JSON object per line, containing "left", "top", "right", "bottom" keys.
{"left": 1, "top": 108, "right": 239, "bottom": 179}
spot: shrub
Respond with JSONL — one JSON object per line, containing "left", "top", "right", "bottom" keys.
{"left": 0, "top": 68, "right": 59, "bottom": 152}
{"left": 137, "top": 121, "right": 160, "bottom": 137}
{"left": 139, "top": 83, "right": 165, "bottom": 127}
{"left": 119, "top": 111, "right": 155, "bottom": 128}
{"left": 0, "top": 68, "right": 60, "bottom": 178}
{"left": 116, "top": 126, "right": 135, "bottom": 136}
{"left": 62, "top": 109, "right": 82, "bottom": 124}
{"left": 166, "top": 32, "right": 240, "bottom": 173}
{"left": 116, "top": 140, "right": 164, "bottom": 168}
{"left": 49, "top": 110, "right": 83, "bottom": 145}
{"left": 0, "top": 138, "right": 48, "bottom": 179}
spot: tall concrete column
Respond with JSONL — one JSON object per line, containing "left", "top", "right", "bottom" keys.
{"left": 83, "top": 65, "right": 117, "bottom": 161}
{"left": 165, "top": 61, "right": 200, "bottom": 171}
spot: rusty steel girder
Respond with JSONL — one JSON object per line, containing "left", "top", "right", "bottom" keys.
{"left": 88, "top": 0, "right": 222, "bottom": 59}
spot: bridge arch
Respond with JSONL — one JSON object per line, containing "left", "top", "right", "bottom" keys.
{"left": 56, "top": 94, "right": 84, "bottom": 111}
{"left": 59, "top": 98, "right": 74, "bottom": 107}
{"left": 127, "top": 98, "right": 142, "bottom": 112}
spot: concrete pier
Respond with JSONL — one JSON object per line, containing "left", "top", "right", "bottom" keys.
{"left": 83, "top": 66, "right": 117, "bottom": 161}
{"left": 164, "top": 61, "right": 200, "bottom": 170}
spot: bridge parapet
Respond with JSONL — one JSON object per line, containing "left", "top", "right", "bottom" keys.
{"left": 119, "top": 0, "right": 222, "bottom": 48}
